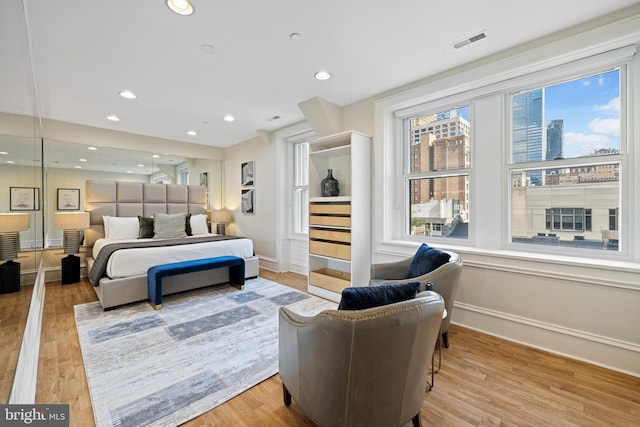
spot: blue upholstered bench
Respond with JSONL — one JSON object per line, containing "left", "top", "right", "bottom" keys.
{"left": 147, "top": 255, "right": 245, "bottom": 309}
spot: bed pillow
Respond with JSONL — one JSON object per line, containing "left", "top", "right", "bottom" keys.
{"left": 190, "top": 214, "right": 209, "bottom": 235}
{"left": 103, "top": 216, "right": 140, "bottom": 240}
{"left": 405, "top": 243, "right": 450, "bottom": 279}
{"left": 337, "top": 282, "right": 420, "bottom": 311}
{"left": 185, "top": 213, "right": 192, "bottom": 236}
{"left": 138, "top": 216, "right": 154, "bottom": 238}
{"left": 153, "top": 212, "right": 187, "bottom": 239}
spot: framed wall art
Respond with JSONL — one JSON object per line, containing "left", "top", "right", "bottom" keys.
{"left": 241, "top": 188, "right": 255, "bottom": 214}
{"left": 57, "top": 188, "right": 80, "bottom": 210}
{"left": 241, "top": 161, "right": 255, "bottom": 187}
{"left": 10, "top": 187, "right": 40, "bottom": 211}
{"left": 200, "top": 172, "right": 208, "bottom": 187}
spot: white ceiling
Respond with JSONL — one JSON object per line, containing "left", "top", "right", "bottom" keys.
{"left": 1, "top": 0, "right": 638, "bottom": 149}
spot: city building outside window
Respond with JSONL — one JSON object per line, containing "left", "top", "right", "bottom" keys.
{"left": 405, "top": 106, "right": 471, "bottom": 239}
{"left": 509, "top": 68, "right": 622, "bottom": 251}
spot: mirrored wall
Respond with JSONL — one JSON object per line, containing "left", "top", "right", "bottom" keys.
{"left": 0, "top": 0, "right": 42, "bottom": 403}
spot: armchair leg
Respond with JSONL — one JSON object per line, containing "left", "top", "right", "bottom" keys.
{"left": 283, "top": 384, "right": 292, "bottom": 406}
{"left": 442, "top": 331, "right": 449, "bottom": 348}
{"left": 412, "top": 412, "right": 422, "bottom": 427}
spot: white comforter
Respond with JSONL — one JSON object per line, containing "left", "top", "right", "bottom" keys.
{"left": 92, "top": 236, "right": 254, "bottom": 279}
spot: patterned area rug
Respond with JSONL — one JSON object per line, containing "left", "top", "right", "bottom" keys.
{"left": 74, "top": 277, "right": 337, "bottom": 427}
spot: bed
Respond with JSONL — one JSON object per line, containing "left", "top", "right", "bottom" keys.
{"left": 85, "top": 180, "right": 259, "bottom": 309}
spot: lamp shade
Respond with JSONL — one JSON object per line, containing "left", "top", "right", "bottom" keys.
{"left": 211, "top": 210, "right": 232, "bottom": 224}
{"left": 0, "top": 212, "right": 30, "bottom": 232}
{"left": 54, "top": 212, "right": 90, "bottom": 230}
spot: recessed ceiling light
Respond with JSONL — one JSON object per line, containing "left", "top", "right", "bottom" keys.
{"left": 88, "top": 146, "right": 98, "bottom": 151}
{"left": 223, "top": 115, "right": 235, "bottom": 122}
{"left": 79, "top": 158, "right": 87, "bottom": 162}
{"left": 166, "top": 0, "right": 194, "bottom": 15}
{"left": 138, "top": 164, "right": 145, "bottom": 167}
{"left": 6, "top": 160, "right": 15, "bottom": 164}
{"left": 0, "top": 151, "right": 8, "bottom": 155}
{"left": 152, "top": 154, "right": 160, "bottom": 158}
{"left": 314, "top": 70, "right": 332, "bottom": 81}
{"left": 119, "top": 90, "right": 136, "bottom": 99}
{"left": 127, "top": 170, "right": 132, "bottom": 173}
{"left": 187, "top": 130, "right": 197, "bottom": 136}
{"left": 107, "top": 115, "right": 120, "bottom": 121}
{"left": 74, "top": 165, "right": 82, "bottom": 169}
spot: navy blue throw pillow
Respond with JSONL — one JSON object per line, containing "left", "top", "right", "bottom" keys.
{"left": 405, "top": 243, "right": 450, "bottom": 279}
{"left": 337, "top": 282, "right": 420, "bottom": 311}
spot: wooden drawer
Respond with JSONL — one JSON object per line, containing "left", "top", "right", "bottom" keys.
{"left": 309, "top": 215, "right": 351, "bottom": 227}
{"left": 310, "top": 203, "right": 351, "bottom": 215}
{"left": 309, "top": 240, "right": 351, "bottom": 260}
{"left": 309, "top": 228, "right": 351, "bottom": 243}
{"left": 310, "top": 269, "right": 351, "bottom": 293}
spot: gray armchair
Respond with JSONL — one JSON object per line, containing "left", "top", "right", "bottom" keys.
{"left": 370, "top": 250, "right": 462, "bottom": 347}
{"left": 279, "top": 291, "right": 445, "bottom": 427}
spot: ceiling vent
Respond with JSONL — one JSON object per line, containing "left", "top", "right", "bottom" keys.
{"left": 453, "top": 31, "right": 487, "bottom": 49}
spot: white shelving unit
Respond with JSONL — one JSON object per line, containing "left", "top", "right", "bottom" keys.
{"left": 307, "top": 131, "right": 371, "bottom": 302}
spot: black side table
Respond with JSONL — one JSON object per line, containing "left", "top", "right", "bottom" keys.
{"left": 0, "top": 260, "right": 21, "bottom": 294}
{"left": 61, "top": 254, "right": 80, "bottom": 284}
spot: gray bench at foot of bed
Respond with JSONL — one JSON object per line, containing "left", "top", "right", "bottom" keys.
{"left": 147, "top": 256, "right": 245, "bottom": 310}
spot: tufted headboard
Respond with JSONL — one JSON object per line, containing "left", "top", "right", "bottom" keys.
{"left": 85, "top": 180, "right": 207, "bottom": 247}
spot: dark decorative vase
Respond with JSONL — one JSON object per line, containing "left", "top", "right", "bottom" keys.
{"left": 321, "top": 169, "right": 340, "bottom": 197}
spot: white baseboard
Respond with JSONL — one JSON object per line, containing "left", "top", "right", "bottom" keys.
{"left": 452, "top": 302, "right": 640, "bottom": 378}
{"left": 257, "top": 256, "right": 280, "bottom": 272}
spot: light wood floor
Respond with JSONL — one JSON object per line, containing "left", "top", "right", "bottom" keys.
{"left": 0, "top": 283, "right": 33, "bottom": 403}
{"left": 33, "top": 271, "right": 640, "bottom": 426}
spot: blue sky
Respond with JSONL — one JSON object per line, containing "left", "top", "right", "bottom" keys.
{"left": 544, "top": 69, "right": 620, "bottom": 158}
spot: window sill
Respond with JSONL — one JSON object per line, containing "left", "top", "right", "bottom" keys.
{"left": 376, "top": 239, "right": 640, "bottom": 289}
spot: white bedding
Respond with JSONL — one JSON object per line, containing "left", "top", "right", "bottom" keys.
{"left": 92, "top": 235, "right": 254, "bottom": 279}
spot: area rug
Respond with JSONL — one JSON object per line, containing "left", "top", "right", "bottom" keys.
{"left": 74, "top": 277, "right": 337, "bottom": 427}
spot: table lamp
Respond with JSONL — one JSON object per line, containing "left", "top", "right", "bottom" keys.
{"left": 211, "top": 209, "right": 232, "bottom": 235}
{"left": 0, "top": 212, "right": 30, "bottom": 294}
{"left": 54, "top": 211, "right": 90, "bottom": 284}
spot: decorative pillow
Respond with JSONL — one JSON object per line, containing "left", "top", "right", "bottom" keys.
{"left": 138, "top": 216, "right": 154, "bottom": 238}
{"left": 190, "top": 213, "right": 209, "bottom": 235}
{"left": 185, "top": 213, "right": 192, "bottom": 236}
{"left": 103, "top": 216, "right": 140, "bottom": 240}
{"left": 337, "top": 282, "right": 420, "bottom": 311}
{"left": 153, "top": 212, "right": 187, "bottom": 239}
{"left": 405, "top": 243, "right": 450, "bottom": 279}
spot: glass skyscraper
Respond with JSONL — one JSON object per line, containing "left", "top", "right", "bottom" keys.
{"left": 546, "top": 119, "right": 564, "bottom": 161}
{"left": 513, "top": 89, "right": 543, "bottom": 185}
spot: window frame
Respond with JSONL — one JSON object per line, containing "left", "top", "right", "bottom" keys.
{"left": 505, "top": 64, "right": 627, "bottom": 257}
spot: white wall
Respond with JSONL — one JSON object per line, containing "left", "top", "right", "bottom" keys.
{"left": 224, "top": 136, "right": 278, "bottom": 266}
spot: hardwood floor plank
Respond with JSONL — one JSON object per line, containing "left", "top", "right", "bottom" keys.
{"left": 32, "top": 271, "right": 640, "bottom": 427}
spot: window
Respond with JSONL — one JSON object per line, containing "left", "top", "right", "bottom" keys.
{"left": 292, "top": 141, "right": 309, "bottom": 235}
{"left": 544, "top": 208, "right": 592, "bottom": 231}
{"left": 509, "top": 68, "right": 622, "bottom": 251}
{"left": 176, "top": 163, "right": 190, "bottom": 185}
{"left": 379, "top": 43, "right": 635, "bottom": 262}
{"left": 405, "top": 106, "right": 471, "bottom": 239}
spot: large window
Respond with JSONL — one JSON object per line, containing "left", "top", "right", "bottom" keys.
{"left": 406, "top": 106, "right": 471, "bottom": 239}
{"left": 291, "top": 140, "right": 309, "bottom": 235}
{"left": 379, "top": 44, "right": 635, "bottom": 262}
{"left": 509, "top": 68, "right": 622, "bottom": 251}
